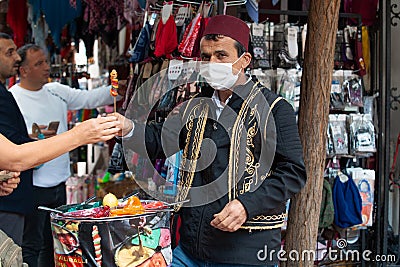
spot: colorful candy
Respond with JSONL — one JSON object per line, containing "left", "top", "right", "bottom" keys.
{"left": 110, "top": 69, "right": 118, "bottom": 97}
{"left": 92, "top": 225, "right": 102, "bottom": 266}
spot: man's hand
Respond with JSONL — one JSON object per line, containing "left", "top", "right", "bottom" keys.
{"left": 107, "top": 113, "right": 133, "bottom": 137}
{"left": 0, "top": 172, "right": 20, "bottom": 196}
{"left": 210, "top": 199, "right": 247, "bottom": 232}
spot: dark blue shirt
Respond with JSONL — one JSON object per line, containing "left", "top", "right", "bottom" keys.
{"left": 0, "top": 82, "right": 34, "bottom": 215}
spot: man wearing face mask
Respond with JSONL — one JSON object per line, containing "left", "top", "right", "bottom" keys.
{"left": 115, "top": 15, "right": 306, "bottom": 266}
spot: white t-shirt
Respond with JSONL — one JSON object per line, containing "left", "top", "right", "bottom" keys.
{"left": 10, "top": 82, "right": 116, "bottom": 187}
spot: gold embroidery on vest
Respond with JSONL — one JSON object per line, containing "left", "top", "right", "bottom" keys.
{"left": 175, "top": 100, "right": 209, "bottom": 211}
{"left": 229, "top": 82, "right": 261, "bottom": 201}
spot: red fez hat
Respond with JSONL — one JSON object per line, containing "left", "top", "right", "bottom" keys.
{"left": 202, "top": 15, "right": 250, "bottom": 50}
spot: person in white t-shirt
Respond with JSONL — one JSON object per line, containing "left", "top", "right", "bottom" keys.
{"left": 9, "top": 43, "right": 123, "bottom": 267}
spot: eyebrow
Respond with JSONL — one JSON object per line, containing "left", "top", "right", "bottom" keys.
{"left": 214, "top": 49, "right": 228, "bottom": 54}
{"left": 201, "top": 49, "right": 229, "bottom": 57}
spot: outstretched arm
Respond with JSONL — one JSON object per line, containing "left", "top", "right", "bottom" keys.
{"left": 0, "top": 116, "right": 120, "bottom": 172}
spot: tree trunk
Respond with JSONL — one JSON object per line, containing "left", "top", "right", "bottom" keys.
{"left": 283, "top": 0, "right": 341, "bottom": 266}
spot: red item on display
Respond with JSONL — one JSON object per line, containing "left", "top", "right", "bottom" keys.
{"left": 178, "top": 12, "right": 202, "bottom": 57}
{"left": 6, "top": 0, "right": 28, "bottom": 48}
{"left": 64, "top": 206, "right": 111, "bottom": 218}
{"left": 344, "top": 0, "right": 379, "bottom": 26}
{"left": 154, "top": 16, "right": 178, "bottom": 58}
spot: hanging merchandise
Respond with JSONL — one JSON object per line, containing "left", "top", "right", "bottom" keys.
{"left": 326, "top": 126, "right": 335, "bottom": 158}
{"left": 319, "top": 179, "right": 335, "bottom": 229}
{"left": 123, "top": 0, "right": 143, "bottom": 24}
{"left": 154, "top": 2, "right": 178, "bottom": 58}
{"left": 343, "top": 76, "right": 364, "bottom": 107}
{"left": 361, "top": 26, "right": 371, "bottom": 93}
{"left": 168, "top": 60, "right": 183, "bottom": 81}
{"left": 6, "top": 0, "right": 28, "bottom": 48}
{"left": 83, "top": 0, "right": 124, "bottom": 47}
{"left": 329, "top": 70, "right": 362, "bottom": 112}
{"left": 278, "top": 24, "right": 300, "bottom": 67}
{"left": 344, "top": 0, "right": 379, "bottom": 26}
{"left": 348, "top": 114, "right": 376, "bottom": 154}
{"left": 330, "top": 71, "right": 345, "bottom": 110}
{"left": 175, "top": 4, "right": 192, "bottom": 27}
{"left": 350, "top": 169, "right": 375, "bottom": 226}
{"left": 332, "top": 171, "right": 363, "bottom": 228}
{"left": 246, "top": 0, "right": 259, "bottom": 23}
{"left": 129, "top": 21, "right": 152, "bottom": 63}
{"left": 328, "top": 114, "right": 349, "bottom": 155}
{"left": 277, "top": 69, "right": 301, "bottom": 113}
{"left": 354, "top": 28, "right": 366, "bottom": 76}
{"left": 191, "top": 3, "right": 212, "bottom": 58}
{"left": 252, "top": 23, "right": 267, "bottom": 60}
{"left": 343, "top": 26, "right": 354, "bottom": 64}
{"left": 178, "top": 2, "right": 208, "bottom": 58}
{"left": 29, "top": 0, "right": 83, "bottom": 48}
{"left": 176, "top": 5, "right": 193, "bottom": 45}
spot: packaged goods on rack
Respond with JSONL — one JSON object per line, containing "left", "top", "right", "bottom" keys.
{"left": 328, "top": 114, "right": 349, "bottom": 156}
{"left": 348, "top": 114, "right": 376, "bottom": 154}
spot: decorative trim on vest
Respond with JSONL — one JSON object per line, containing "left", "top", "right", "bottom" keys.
{"left": 174, "top": 98, "right": 209, "bottom": 212}
{"left": 228, "top": 82, "right": 261, "bottom": 201}
{"left": 241, "top": 212, "right": 287, "bottom": 230}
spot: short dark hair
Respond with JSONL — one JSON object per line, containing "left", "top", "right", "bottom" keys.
{"left": 0, "top": 33, "right": 12, "bottom": 40}
{"left": 17, "top": 44, "right": 42, "bottom": 65}
{"left": 203, "top": 34, "right": 247, "bottom": 57}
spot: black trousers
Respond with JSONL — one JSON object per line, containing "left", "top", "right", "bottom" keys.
{"left": 22, "top": 182, "right": 66, "bottom": 267}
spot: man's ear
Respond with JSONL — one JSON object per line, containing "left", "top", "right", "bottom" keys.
{"left": 241, "top": 52, "right": 252, "bottom": 69}
{"left": 18, "top": 65, "right": 27, "bottom": 77}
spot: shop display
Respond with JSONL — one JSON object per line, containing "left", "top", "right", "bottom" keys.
{"left": 51, "top": 195, "right": 172, "bottom": 267}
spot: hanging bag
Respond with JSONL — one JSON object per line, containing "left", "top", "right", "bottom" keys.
{"left": 332, "top": 172, "right": 363, "bottom": 228}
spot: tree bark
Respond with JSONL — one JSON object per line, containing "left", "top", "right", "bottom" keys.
{"left": 283, "top": 0, "right": 341, "bottom": 266}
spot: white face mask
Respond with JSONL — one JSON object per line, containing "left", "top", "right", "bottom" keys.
{"left": 199, "top": 54, "right": 244, "bottom": 90}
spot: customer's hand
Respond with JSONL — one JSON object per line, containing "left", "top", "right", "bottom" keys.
{"left": 73, "top": 116, "right": 120, "bottom": 144}
{"left": 211, "top": 199, "right": 247, "bottom": 232}
{"left": 107, "top": 113, "right": 133, "bottom": 137}
{"left": 0, "top": 172, "right": 20, "bottom": 196}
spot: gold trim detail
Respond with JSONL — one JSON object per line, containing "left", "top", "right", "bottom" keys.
{"left": 228, "top": 82, "right": 261, "bottom": 201}
{"left": 240, "top": 223, "right": 285, "bottom": 230}
{"left": 175, "top": 99, "right": 209, "bottom": 211}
